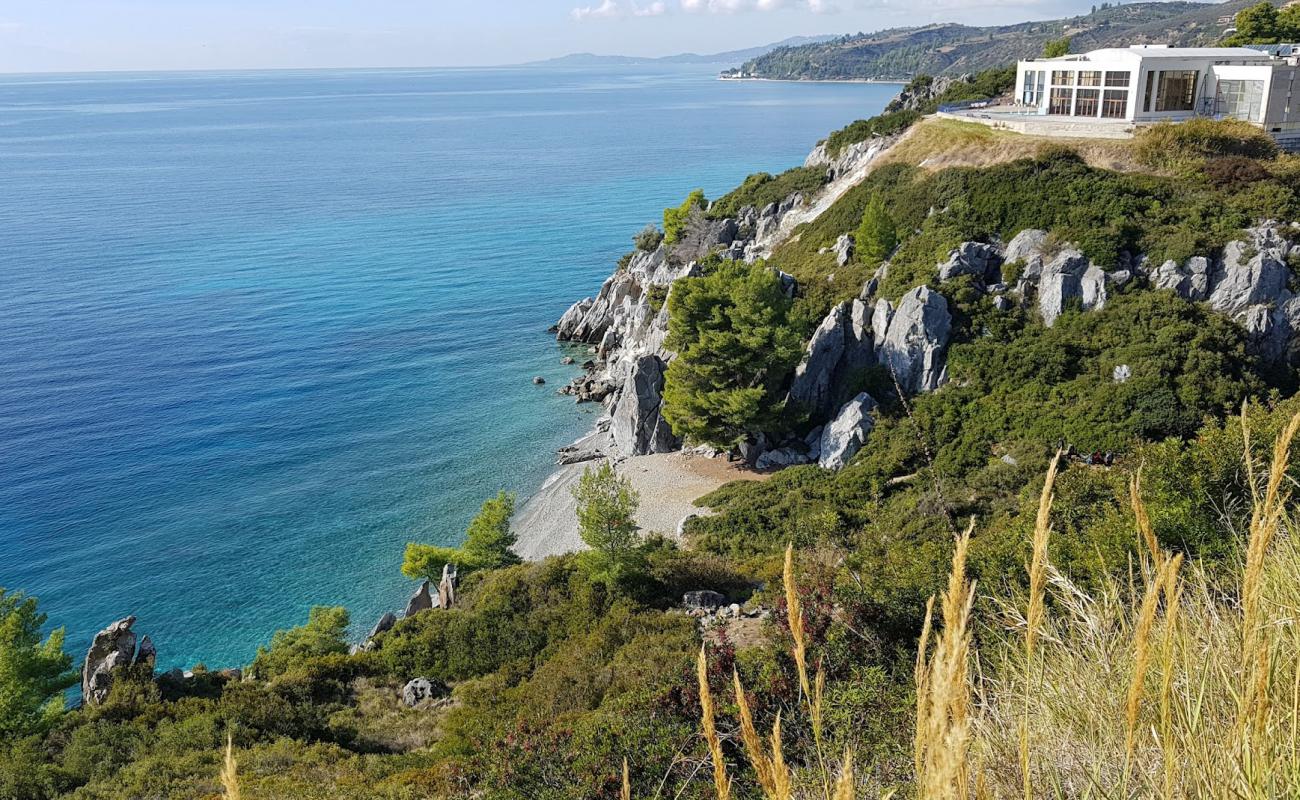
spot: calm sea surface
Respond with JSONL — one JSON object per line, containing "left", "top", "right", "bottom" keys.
{"left": 0, "top": 65, "right": 896, "bottom": 669}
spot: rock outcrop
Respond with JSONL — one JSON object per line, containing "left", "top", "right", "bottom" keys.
{"left": 876, "top": 287, "right": 952, "bottom": 394}
{"left": 832, "top": 234, "right": 855, "bottom": 267}
{"left": 402, "top": 677, "right": 450, "bottom": 708}
{"left": 937, "top": 242, "right": 1002, "bottom": 287}
{"left": 883, "top": 74, "right": 971, "bottom": 113}
{"left": 610, "top": 355, "right": 679, "bottom": 456}
{"left": 403, "top": 581, "right": 433, "bottom": 618}
{"left": 1037, "top": 248, "right": 1105, "bottom": 326}
{"left": 82, "top": 616, "right": 154, "bottom": 706}
{"left": 819, "top": 392, "right": 878, "bottom": 470}
{"left": 438, "top": 563, "right": 458, "bottom": 610}
{"left": 684, "top": 590, "right": 726, "bottom": 611}
{"left": 788, "top": 299, "right": 873, "bottom": 418}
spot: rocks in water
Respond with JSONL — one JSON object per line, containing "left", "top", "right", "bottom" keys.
{"left": 403, "top": 581, "right": 433, "bottom": 618}
{"left": 556, "top": 445, "right": 603, "bottom": 465}
{"left": 560, "top": 375, "right": 616, "bottom": 403}
{"left": 82, "top": 616, "right": 150, "bottom": 706}
{"left": 877, "top": 287, "right": 951, "bottom": 394}
{"left": 610, "top": 355, "right": 679, "bottom": 457}
{"left": 832, "top": 234, "right": 855, "bottom": 267}
{"left": 819, "top": 392, "right": 878, "bottom": 470}
{"left": 683, "top": 590, "right": 726, "bottom": 611}
{"left": 532, "top": 376, "right": 546, "bottom": 385}
{"left": 936, "top": 242, "right": 1002, "bottom": 287}
{"left": 560, "top": 356, "right": 575, "bottom": 365}
{"left": 789, "top": 299, "right": 874, "bottom": 419}
{"left": 402, "top": 677, "right": 450, "bottom": 708}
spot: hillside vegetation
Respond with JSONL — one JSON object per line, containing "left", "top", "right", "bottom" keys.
{"left": 5, "top": 95, "right": 1300, "bottom": 799}
{"left": 729, "top": 0, "right": 1264, "bottom": 79}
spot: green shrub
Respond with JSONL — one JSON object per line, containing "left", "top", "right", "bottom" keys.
{"left": 708, "top": 167, "right": 828, "bottom": 220}
{"left": 249, "top": 606, "right": 350, "bottom": 680}
{"left": 663, "top": 189, "right": 707, "bottom": 245}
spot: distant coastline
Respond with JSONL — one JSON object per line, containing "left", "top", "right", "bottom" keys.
{"left": 719, "top": 75, "right": 908, "bottom": 85}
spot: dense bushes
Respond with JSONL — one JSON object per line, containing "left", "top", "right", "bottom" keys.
{"left": 707, "top": 167, "right": 827, "bottom": 220}
{"left": 1134, "top": 117, "right": 1280, "bottom": 173}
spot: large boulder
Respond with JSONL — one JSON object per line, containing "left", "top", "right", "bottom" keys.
{"left": 1151, "top": 257, "right": 1212, "bottom": 301}
{"left": 756, "top": 446, "right": 812, "bottom": 470}
{"left": 877, "top": 286, "right": 951, "bottom": 394}
{"left": 437, "top": 562, "right": 459, "bottom": 610}
{"left": 937, "top": 242, "right": 1002, "bottom": 286}
{"left": 1037, "top": 248, "right": 1094, "bottom": 327}
{"left": 402, "top": 677, "right": 450, "bottom": 708}
{"left": 1004, "top": 229, "right": 1051, "bottom": 279}
{"left": 833, "top": 234, "right": 855, "bottom": 267}
{"left": 1207, "top": 249, "right": 1289, "bottom": 316}
{"left": 610, "top": 355, "right": 679, "bottom": 457}
{"left": 789, "top": 299, "right": 875, "bottom": 420}
{"left": 403, "top": 581, "right": 433, "bottom": 618}
{"left": 82, "top": 616, "right": 139, "bottom": 706}
{"left": 684, "top": 590, "right": 726, "bottom": 611}
{"left": 819, "top": 392, "right": 878, "bottom": 470}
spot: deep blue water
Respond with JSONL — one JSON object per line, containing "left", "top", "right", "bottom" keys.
{"left": 0, "top": 66, "right": 896, "bottom": 669}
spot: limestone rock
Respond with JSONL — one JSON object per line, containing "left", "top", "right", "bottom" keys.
{"left": 819, "top": 392, "right": 878, "bottom": 470}
{"left": 1004, "top": 229, "right": 1051, "bottom": 279}
{"left": 937, "top": 242, "right": 1002, "bottom": 286}
{"left": 877, "top": 286, "right": 951, "bottom": 394}
{"left": 134, "top": 636, "right": 156, "bottom": 671}
{"left": 403, "top": 581, "right": 433, "bottom": 618}
{"left": 1037, "top": 248, "right": 1093, "bottom": 327}
{"left": 610, "top": 355, "right": 679, "bottom": 457}
{"left": 789, "top": 300, "right": 874, "bottom": 419}
{"left": 1207, "top": 249, "right": 1289, "bottom": 316}
{"left": 402, "top": 677, "right": 450, "bottom": 708}
{"left": 833, "top": 234, "right": 855, "bottom": 267}
{"left": 438, "top": 563, "right": 458, "bottom": 610}
{"left": 756, "top": 447, "right": 811, "bottom": 470}
{"left": 684, "top": 590, "right": 726, "bottom": 611}
{"left": 82, "top": 616, "right": 138, "bottom": 706}
{"left": 871, "top": 298, "right": 893, "bottom": 349}
{"left": 1152, "top": 257, "right": 1212, "bottom": 301}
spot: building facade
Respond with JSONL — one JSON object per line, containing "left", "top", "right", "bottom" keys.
{"left": 1014, "top": 45, "right": 1300, "bottom": 148}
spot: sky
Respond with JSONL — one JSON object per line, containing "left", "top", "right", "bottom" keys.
{"left": 0, "top": 0, "right": 1176, "bottom": 73}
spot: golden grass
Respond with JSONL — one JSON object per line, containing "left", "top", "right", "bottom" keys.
{"left": 221, "top": 734, "right": 241, "bottom": 800}
{"left": 662, "top": 407, "right": 1300, "bottom": 799}
{"left": 877, "top": 118, "right": 1143, "bottom": 173}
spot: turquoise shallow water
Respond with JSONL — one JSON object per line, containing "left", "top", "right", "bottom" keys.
{"left": 0, "top": 65, "right": 896, "bottom": 669}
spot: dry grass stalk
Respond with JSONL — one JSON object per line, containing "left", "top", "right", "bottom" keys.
{"left": 733, "top": 668, "right": 777, "bottom": 797}
{"left": 1158, "top": 553, "right": 1184, "bottom": 800}
{"left": 914, "top": 596, "right": 936, "bottom": 783}
{"left": 1124, "top": 553, "right": 1172, "bottom": 771}
{"left": 770, "top": 712, "right": 793, "bottom": 800}
{"left": 832, "top": 748, "right": 855, "bottom": 800}
{"left": 622, "top": 758, "right": 632, "bottom": 800}
{"left": 784, "top": 543, "right": 812, "bottom": 703}
{"left": 697, "top": 645, "right": 732, "bottom": 800}
{"left": 221, "top": 734, "right": 241, "bottom": 800}
{"left": 915, "top": 519, "right": 977, "bottom": 800}
{"left": 1021, "top": 452, "right": 1060, "bottom": 800}
{"left": 1131, "top": 469, "right": 1161, "bottom": 565}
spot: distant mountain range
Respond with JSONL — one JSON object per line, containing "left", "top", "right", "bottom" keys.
{"left": 525, "top": 36, "right": 837, "bottom": 67}
{"left": 726, "top": 0, "right": 1261, "bottom": 80}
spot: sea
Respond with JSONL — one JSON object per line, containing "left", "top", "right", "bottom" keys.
{"left": 0, "top": 65, "right": 896, "bottom": 670}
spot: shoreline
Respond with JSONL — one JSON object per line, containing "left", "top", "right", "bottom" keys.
{"left": 719, "top": 76, "right": 907, "bottom": 85}
{"left": 512, "top": 431, "right": 766, "bottom": 561}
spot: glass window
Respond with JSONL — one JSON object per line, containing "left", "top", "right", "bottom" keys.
{"left": 1154, "top": 70, "right": 1199, "bottom": 112}
{"left": 1102, "top": 89, "right": 1129, "bottom": 118}
{"left": 1074, "top": 89, "right": 1100, "bottom": 116}
{"left": 1079, "top": 71, "right": 1102, "bottom": 86}
{"left": 1143, "top": 70, "right": 1155, "bottom": 112}
{"left": 1215, "top": 79, "right": 1265, "bottom": 121}
{"left": 1021, "top": 70, "right": 1046, "bottom": 105}
{"left": 1048, "top": 88, "right": 1074, "bottom": 115}
{"left": 1105, "top": 71, "right": 1131, "bottom": 87}
{"left": 1052, "top": 70, "right": 1075, "bottom": 86}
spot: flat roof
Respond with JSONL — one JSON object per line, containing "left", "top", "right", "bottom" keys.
{"left": 1025, "top": 45, "right": 1278, "bottom": 63}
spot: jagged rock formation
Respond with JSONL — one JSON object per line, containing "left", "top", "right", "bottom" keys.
{"left": 403, "top": 580, "right": 432, "bottom": 618}
{"left": 876, "top": 286, "right": 952, "bottom": 394}
{"left": 937, "top": 242, "right": 1002, "bottom": 287}
{"left": 82, "top": 616, "right": 154, "bottom": 706}
{"left": 884, "top": 75, "right": 970, "bottom": 113}
{"left": 611, "top": 355, "right": 679, "bottom": 456}
{"left": 819, "top": 392, "right": 878, "bottom": 470}
{"left": 1037, "top": 248, "right": 1107, "bottom": 327}
{"left": 788, "top": 299, "right": 873, "bottom": 419}
{"left": 683, "top": 590, "right": 726, "bottom": 611}
{"left": 832, "top": 234, "right": 855, "bottom": 267}
{"left": 438, "top": 563, "right": 459, "bottom": 610}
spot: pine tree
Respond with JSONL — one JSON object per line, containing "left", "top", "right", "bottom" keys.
{"left": 855, "top": 195, "right": 897, "bottom": 266}
{"left": 0, "top": 589, "right": 77, "bottom": 739}
{"left": 571, "top": 462, "right": 642, "bottom": 589}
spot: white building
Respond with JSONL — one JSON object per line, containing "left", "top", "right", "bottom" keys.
{"left": 1013, "top": 44, "right": 1300, "bottom": 148}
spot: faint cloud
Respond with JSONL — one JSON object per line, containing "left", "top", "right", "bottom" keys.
{"left": 681, "top": 0, "right": 838, "bottom": 13}
{"left": 572, "top": 0, "right": 670, "bottom": 19}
